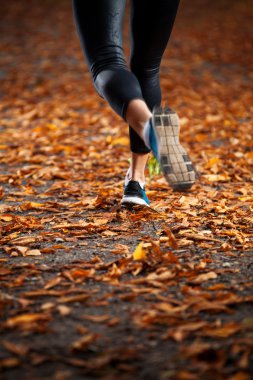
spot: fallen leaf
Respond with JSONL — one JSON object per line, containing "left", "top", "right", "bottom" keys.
{"left": 0, "top": 357, "right": 21, "bottom": 369}
{"left": 202, "top": 322, "right": 241, "bottom": 338}
{"left": 2, "top": 340, "right": 29, "bottom": 356}
{"left": 190, "top": 271, "right": 218, "bottom": 284}
{"left": 57, "top": 305, "right": 72, "bottom": 316}
{"left": 71, "top": 333, "right": 99, "bottom": 351}
{"left": 83, "top": 315, "right": 110, "bottom": 323}
{"left": 133, "top": 242, "right": 147, "bottom": 261}
{"left": 5, "top": 313, "right": 51, "bottom": 328}
{"left": 24, "top": 249, "right": 41, "bottom": 256}
{"left": 163, "top": 225, "right": 178, "bottom": 249}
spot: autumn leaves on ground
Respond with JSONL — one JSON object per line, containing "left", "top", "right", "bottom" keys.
{"left": 0, "top": 1, "right": 253, "bottom": 379}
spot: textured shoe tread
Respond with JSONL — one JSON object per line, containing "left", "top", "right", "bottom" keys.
{"left": 152, "top": 107, "right": 196, "bottom": 191}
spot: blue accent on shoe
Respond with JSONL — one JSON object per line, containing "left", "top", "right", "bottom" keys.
{"left": 149, "top": 119, "right": 159, "bottom": 159}
{"left": 141, "top": 187, "right": 150, "bottom": 205}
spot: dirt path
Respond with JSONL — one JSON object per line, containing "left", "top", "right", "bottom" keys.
{"left": 0, "top": 1, "right": 252, "bottom": 379}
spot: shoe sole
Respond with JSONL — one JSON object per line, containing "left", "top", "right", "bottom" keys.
{"left": 152, "top": 106, "right": 196, "bottom": 191}
{"left": 121, "top": 196, "right": 150, "bottom": 207}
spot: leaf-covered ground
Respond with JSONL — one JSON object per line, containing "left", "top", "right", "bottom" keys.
{"left": 0, "top": 1, "right": 252, "bottom": 379}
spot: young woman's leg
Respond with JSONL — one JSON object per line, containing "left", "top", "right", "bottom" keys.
{"left": 127, "top": 0, "right": 180, "bottom": 185}
{"left": 73, "top": 0, "right": 195, "bottom": 200}
{"left": 124, "top": 99, "right": 151, "bottom": 185}
{"left": 72, "top": 0, "right": 151, "bottom": 130}
{"left": 128, "top": 0, "right": 195, "bottom": 191}
{"left": 73, "top": 0, "right": 155, "bottom": 206}
{"left": 129, "top": 0, "right": 180, "bottom": 154}
{"left": 72, "top": 0, "right": 152, "bottom": 183}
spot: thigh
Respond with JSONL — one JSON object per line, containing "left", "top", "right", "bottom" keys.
{"left": 73, "top": 0, "right": 127, "bottom": 71}
{"left": 130, "top": 0, "right": 180, "bottom": 68}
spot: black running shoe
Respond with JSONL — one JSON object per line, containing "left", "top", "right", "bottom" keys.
{"left": 121, "top": 180, "right": 150, "bottom": 207}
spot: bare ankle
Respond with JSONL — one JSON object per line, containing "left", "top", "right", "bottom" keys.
{"left": 131, "top": 173, "right": 146, "bottom": 183}
{"left": 127, "top": 152, "right": 149, "bottom": 185}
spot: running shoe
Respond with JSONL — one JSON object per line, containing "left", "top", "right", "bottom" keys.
{"left": 121, "top": 180, "right": 150, "bottom": 207}
{"left": 148, "top": 106, "right": 196, "bottom": 191}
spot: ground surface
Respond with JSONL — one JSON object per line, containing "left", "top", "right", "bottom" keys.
{"left": 0, "top": 1, "right": 253, "bottom": 379}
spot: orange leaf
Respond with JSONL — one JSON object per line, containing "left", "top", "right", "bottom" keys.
{"left": 5, "top": 313, "right": 50, "bottom": 328}
{"left": 163, "top": 225, "right": 178, "bottom": 249}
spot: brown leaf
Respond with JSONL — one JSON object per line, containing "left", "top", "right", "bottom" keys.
{"left": 70, "top": 268, "right": 95, "bottom": 280}
{"left": 24, "top": 249, "right": 41, "bottom": 256}
{"left": 166, "top": 321, "right": 208, "bottom": 342}
{"left": 228, "top": 372, "right": 251, "bottom": 380}
{"left": 57, "top": 294, "right": 90, "bottom": 304}
{"left": 83, "top": 314, "right": 110, "bottom": 323}
{"left": 0, "top": 357, "right": 21, "bottom": 369}
{"left": 9, "top": 236, "right": 40, "bottom": 246}
{"left": 44, "top": 276, "right": 62, "bottom": 290}
{"left": 71, "top": 333, "right": 99, "bottom": 351}
{"left": 146, "top": 270, "right": 174, "bottom": 281}
{"left": 203, "top": 322, "right": 241, "bottom": 338}
{"left": 163, "top": 225, "right": 178, "bottom": 249}
{"left": 5, "top": 313, "right": 51, "bottom": 328}
{"left": 190, "top": 271, "right": 218, "bottom": 284}
{"left": 112, "top": 244, "right": 129, "bottom": 255}
{"left": 2, "top": 340, "right": 29, "bottom": 356}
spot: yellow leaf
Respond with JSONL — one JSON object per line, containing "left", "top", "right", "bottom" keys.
{"left": 111, "top": 137, "right": 129, "bottom": 146}
{"left": 239, "top": 196, "right": 253, "bottom": 202}
{"left": 29, "top": 202, "right": 44, "bottom": 208}
{"left": 46, "top": 123, "right": 58, "bottom": 130}
{"left": 133, "top": 242, "right": 147, "bottom": 261}
{"left": 0, "top": 215, "right": 13, "bottom": 222}
{"left": 203, "top": 174, "right": 230, "bottom": 182}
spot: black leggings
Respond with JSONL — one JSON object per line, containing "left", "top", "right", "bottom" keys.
{"left": 72, "top": 0, "right": 180, "bottom": 154}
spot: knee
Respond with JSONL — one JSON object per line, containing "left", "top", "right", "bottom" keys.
{"left": 95, "top": 69, "right": 121, "bottom": 93}
{"left": 94, "top": 68, "right": 143, "bottom": 118}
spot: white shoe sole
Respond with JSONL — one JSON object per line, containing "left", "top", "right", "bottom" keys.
{"left": 152, "top": 106, "right": 196, "bottom": 191}
{"left": 121, "top": 196, "right": 150, "bottom": 207}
